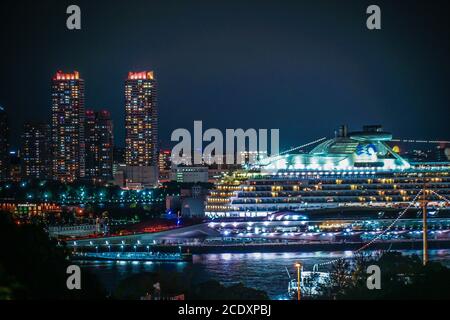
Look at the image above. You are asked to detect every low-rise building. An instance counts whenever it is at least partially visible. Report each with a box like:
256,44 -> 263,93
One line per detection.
112,164 -> 158,189
170,166 -> 208,183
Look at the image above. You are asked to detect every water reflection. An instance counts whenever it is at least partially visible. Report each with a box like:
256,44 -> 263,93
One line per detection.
81,249 -> 450,299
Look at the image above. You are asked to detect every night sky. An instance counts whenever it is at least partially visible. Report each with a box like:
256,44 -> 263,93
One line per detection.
1,0 -> 449,150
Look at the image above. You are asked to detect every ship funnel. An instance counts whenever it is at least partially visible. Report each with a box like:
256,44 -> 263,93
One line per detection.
338,125 -> 348,138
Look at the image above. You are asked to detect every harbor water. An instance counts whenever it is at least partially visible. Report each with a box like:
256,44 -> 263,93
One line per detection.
80,249 -> 450,299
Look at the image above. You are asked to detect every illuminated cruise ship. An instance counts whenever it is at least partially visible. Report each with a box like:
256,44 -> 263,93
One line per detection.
205,125 -> 450,218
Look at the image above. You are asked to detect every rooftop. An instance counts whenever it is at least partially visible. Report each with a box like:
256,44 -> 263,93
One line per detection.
53,71 -> 80,81
127,71 -> 154,80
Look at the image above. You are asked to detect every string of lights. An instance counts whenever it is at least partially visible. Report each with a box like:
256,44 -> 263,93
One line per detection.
278,137 -> 328,156
257,137 -> 328,166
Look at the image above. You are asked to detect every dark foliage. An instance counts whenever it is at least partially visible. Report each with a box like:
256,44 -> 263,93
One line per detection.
0,212 -> 105,299
315,251 -> 450,300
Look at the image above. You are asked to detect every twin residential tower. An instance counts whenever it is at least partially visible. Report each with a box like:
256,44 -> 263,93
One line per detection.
47,70 -> 158,184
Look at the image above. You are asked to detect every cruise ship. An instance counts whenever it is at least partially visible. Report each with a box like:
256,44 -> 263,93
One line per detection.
205,125 -> 450,219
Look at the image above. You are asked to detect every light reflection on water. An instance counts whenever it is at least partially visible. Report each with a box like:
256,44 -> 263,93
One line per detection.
80,249 -> 450,299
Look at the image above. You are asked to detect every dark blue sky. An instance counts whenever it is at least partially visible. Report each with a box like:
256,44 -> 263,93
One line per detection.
1,0 -> 449,150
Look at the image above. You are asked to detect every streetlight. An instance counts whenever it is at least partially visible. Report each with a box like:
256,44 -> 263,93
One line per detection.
295,262 -> 302,301
146,245 -> 150,253
421,184 -> 428,266
133,245 -> 137,253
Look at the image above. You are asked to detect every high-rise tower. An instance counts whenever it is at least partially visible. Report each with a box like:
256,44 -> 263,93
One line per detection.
125,71 -> 158,166
51,71 -> 85,182
85,110 -> 114,182
21,122 -> 51,179
123,71 -> 158,187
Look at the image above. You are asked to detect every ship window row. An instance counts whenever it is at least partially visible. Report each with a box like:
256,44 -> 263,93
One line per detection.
223,200 -> 450,211
233,187 -> 450,197
228,193 -> 450,204
242,176 -> 449,186
228,182 -> 450,192
231,191 -> 450,200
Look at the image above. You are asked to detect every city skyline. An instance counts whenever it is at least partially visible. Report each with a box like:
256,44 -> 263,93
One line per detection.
0,67 -> 448,185
2,0 -> 450,304
1,0 -> 450,151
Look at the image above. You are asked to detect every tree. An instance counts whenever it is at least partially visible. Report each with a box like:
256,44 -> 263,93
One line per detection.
326,259 -> 352,299
316,251 -> 450,300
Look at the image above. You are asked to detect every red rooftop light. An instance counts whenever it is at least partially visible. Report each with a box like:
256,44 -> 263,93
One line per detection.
53,70 -> 80,81
127,71 -> 154,80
